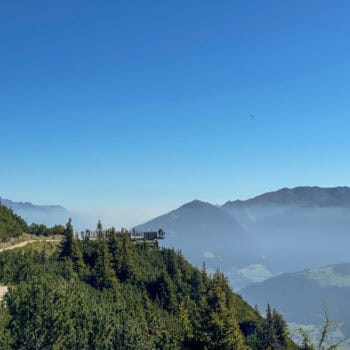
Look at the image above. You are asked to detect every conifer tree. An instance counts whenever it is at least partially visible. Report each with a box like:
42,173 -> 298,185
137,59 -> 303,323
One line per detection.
59,219 -> 84,275
108,227 -> 122,276
71,239 -> 85,276
0,304 -> 12,349
96,220 -> 103,239
206,270 -> 247,349
93,223 -> 120,291
265,304 -> 276,348
179,296 -> 194,342
272,309 -> 288,348
59,218 -> 74,259
118,232 -> 140,282
156,270 -> 177,312
255,304 -> 290,350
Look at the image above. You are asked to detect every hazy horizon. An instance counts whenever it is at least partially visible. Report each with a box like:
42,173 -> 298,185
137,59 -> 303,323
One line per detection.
2,184 -> 349,229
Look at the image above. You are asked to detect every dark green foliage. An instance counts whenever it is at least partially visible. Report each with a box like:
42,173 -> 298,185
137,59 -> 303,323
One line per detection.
0,218 -> 297,349
0,205 -> 28,241
204,270 -> 248,349
108,230 -> 140,283
273,309 -> 288,348
249,304 -> 296,350
0,304 -> 12,349
92,233 -> 119,291
59,218 -> 74,259
29,223 -> 65,236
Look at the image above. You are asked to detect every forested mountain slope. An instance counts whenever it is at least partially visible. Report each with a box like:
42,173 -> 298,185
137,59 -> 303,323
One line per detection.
0,205 -> 28,241
0,218 -> 298,349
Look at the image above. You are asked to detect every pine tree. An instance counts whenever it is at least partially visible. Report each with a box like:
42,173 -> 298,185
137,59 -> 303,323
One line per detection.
118,232 -> 140,282
272,309 -> 288,348
206,270 -> 247,349
255,304 -> 285,350
179,296 -> 194,343
190,269 -> 207,304
156,270 -> 177,312
108,227 -> 122,276
96,220 -> 103,239
0,303 -> 12,349
59,218 -> 74,259
263,304 -> 277,349
71,239 -> 85,276
189,269 -> 210,348
93,227 -> 120,292
59,219 -> 84,276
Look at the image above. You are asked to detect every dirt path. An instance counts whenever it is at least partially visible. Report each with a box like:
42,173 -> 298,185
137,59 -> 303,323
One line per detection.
0,239 -> 60,253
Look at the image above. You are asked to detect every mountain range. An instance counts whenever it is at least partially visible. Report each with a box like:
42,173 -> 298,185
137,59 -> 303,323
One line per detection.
224,186 -> 350,208
137,186 -> 350,286
137,199 -> 260,271
0,197 -> 69,227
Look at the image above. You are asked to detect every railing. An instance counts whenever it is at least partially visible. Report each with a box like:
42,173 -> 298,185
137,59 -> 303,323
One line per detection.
81,229 -> 165,241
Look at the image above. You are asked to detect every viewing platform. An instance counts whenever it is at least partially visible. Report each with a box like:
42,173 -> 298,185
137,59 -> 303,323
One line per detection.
81,228 -> 165,244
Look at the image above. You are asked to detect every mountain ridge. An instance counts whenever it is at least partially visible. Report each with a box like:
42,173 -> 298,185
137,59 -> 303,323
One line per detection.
241,262 -> 350,339
0,196 -> 68,226
223,186 -> 350,208
0,197 -> 67,212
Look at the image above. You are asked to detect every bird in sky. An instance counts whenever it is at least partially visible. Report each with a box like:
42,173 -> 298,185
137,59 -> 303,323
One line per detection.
250,114 -> 255,119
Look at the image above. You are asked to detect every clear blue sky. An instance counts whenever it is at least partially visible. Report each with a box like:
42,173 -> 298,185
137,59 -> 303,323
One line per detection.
1,1 -> 349,216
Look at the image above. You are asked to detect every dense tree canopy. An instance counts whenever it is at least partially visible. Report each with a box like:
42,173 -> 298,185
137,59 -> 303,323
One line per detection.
0,218 -> 300,349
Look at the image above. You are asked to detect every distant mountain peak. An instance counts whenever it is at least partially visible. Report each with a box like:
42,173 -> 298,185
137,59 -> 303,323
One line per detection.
179,199 -> 215,210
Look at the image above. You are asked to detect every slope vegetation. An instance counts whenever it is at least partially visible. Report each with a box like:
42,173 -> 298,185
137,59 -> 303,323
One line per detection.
0,219 -> 297,349
0,205 -> 28,241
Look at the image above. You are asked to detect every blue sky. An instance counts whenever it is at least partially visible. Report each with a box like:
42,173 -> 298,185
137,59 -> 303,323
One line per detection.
1,1 -> 350,220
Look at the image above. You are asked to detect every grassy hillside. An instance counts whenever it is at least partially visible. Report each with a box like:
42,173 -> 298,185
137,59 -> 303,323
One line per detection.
0,218 -> 298,349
